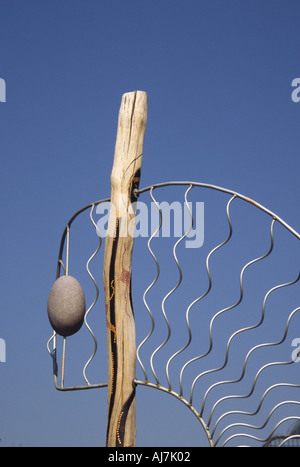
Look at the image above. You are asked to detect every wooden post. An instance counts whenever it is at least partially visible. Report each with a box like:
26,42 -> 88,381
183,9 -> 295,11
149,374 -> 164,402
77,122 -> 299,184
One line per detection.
103,91 -> 148,447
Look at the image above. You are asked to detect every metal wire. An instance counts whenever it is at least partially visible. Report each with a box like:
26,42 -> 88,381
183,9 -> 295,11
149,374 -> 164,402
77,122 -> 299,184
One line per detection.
194,220 -> 276,415
211,382 -> 300,441
180,195 -> 235,398
47,180 -> 300,446
136,188 -> 161,383
47,199 -> 110,391
278,435 -> 300,447
82,205 -> 101,386
149,185 -> 195,388
208,292 -> 300,429
133,181 -> 300,447
135,181 -> 300,241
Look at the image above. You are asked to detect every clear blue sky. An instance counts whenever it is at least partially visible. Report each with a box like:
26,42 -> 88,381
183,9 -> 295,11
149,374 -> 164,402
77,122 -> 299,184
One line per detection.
0,0 -> 300,447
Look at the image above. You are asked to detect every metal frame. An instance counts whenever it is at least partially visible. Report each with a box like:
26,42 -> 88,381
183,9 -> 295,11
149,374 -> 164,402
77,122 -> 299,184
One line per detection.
47,181 -> 300,446
47,199 -> 110,391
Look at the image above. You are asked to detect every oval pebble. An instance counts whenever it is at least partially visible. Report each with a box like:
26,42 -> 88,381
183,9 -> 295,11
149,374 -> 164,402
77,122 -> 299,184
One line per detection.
47,275 -> 85,337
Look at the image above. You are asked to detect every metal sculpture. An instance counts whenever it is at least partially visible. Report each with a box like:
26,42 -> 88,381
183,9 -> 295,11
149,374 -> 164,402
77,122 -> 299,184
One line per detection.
47,91 -> 300,447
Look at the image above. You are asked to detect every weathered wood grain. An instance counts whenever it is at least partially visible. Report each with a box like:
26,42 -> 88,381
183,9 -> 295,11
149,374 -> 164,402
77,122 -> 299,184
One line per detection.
103,91 -> 148,447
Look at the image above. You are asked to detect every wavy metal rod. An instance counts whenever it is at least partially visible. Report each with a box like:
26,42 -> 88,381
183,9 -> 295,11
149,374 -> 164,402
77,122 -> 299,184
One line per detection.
212,382 -> 300,443
278,435 -> 300,447
178,195 -> 235,396
136,187 -> 162,383
215,400 -> 300,447
83,205 -> 102,385
209,287 -> 300,432
213,360 -> 295,445
211,306 -> 300,444
165,185 -> 195,389
222,416 -> 300,447
198,219 -> 276,416
149,186 -> 194,388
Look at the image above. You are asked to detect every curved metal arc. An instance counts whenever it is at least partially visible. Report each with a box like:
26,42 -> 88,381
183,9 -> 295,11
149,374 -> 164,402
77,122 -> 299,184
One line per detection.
56,198 -> 110,279
134,378 -> 215,447
136,181 -> 300,241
